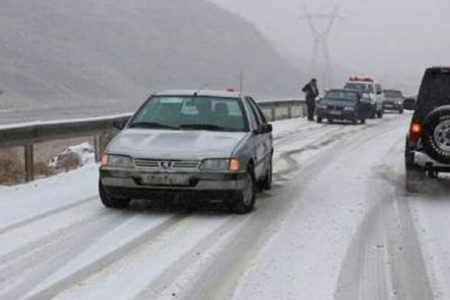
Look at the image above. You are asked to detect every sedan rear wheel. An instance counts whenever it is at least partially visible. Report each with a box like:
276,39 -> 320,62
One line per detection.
261,159 -> 272,191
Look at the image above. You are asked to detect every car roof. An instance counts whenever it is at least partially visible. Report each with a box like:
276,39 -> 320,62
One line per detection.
154,89 -> 242,98
426,66 -> 450,73
328,88 -> 359,93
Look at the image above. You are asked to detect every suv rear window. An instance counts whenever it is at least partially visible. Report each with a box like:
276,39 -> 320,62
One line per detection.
416,68 -> 450,119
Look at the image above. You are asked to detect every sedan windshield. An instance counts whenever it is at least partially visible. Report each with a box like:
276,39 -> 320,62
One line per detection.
129,96 -> 247,132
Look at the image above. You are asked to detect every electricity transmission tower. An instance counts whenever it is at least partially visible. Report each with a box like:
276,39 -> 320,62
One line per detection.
299,5 -> 343,89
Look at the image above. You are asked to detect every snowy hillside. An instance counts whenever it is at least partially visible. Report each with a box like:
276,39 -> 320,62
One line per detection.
0,0 -> 304,110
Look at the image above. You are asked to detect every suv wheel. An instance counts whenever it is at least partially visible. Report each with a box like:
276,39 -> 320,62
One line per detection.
317,116 -> 322,123
99,181 -> 131,209
422,107 -> 450,164
405,141 -> 425,192
405,164 -> 425,192
232,168 -> 256,214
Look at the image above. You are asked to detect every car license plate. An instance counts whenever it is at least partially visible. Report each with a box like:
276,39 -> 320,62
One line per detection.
329,110 -> 342,115
141,174 -> 190,186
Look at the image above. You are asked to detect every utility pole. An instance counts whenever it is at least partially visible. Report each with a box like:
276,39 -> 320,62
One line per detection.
299,5 -> 343,89
239,70 -> 244,93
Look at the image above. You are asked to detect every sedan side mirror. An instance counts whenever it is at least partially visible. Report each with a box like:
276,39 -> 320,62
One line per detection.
403,98 -> 416,110
254,123 -> 273,135
113,119 -> 127,130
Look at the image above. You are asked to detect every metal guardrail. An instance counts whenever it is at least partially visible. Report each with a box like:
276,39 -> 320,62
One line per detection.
258,99 -> 306,121
0,99 -> 305,182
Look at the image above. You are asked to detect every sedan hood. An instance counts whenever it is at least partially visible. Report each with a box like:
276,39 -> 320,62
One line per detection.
107,129 -> 248,159
321,100 -> 356,108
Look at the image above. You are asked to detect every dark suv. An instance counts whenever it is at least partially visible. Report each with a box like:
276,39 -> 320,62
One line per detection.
316,89 -> 370,124
405,67 -> 450,187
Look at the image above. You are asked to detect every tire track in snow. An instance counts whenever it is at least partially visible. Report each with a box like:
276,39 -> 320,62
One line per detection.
24,214 -> 188,300
177,125 -> 374,300
0,205 -> 112,267
134,215 -> 245,299
0,196 -> 97,236
335,134 -> 433,300
274,126 -> 366,182
0,212 -> 129,300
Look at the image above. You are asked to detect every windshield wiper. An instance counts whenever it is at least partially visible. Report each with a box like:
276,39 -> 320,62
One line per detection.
129,122 -> 179,130
179,124 -> 233,131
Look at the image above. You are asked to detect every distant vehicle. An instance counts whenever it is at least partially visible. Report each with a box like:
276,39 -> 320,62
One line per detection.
99,90 -> 273,214
316,89 -> 371,124
344,76 -> 384,118
383,89 -> 404,114
405,66 -> 450,189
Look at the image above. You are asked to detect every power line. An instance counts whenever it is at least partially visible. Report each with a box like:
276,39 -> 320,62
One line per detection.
299,5 -> 343,89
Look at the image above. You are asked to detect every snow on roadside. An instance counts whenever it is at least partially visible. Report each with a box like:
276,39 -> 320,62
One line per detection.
49,142 -> 95,168
0,163 -> 99,229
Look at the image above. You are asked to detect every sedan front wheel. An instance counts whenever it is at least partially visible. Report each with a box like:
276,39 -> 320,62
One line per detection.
232,168 -> 256,214
99,181 -> 131,209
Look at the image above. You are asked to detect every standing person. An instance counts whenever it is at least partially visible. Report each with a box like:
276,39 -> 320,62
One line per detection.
302,78 -> 319,121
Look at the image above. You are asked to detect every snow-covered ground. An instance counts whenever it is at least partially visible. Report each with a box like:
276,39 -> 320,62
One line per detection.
1,113 -> 448,300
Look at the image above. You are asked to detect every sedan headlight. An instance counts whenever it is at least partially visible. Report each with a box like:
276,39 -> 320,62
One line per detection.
344,107 -> 355,111
200,158 -> 240,172
317,104 -> 327,109
101,154 -> 133,168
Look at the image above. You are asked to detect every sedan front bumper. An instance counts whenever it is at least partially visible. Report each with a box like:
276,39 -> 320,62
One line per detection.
99,167 -> 248,201
317,109 -> 357,120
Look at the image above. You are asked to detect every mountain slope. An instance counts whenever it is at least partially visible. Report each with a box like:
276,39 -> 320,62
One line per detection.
0,0 -> 304,110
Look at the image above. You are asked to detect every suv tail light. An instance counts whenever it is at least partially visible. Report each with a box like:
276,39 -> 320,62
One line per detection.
410,122 -> 422,142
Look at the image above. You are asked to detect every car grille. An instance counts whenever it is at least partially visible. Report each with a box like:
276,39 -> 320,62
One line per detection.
173,161 -> 201,169
133,158 -> 200,170
327,105 -> 344,110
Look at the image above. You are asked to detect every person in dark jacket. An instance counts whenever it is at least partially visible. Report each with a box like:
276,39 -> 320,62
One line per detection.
302,78 -> 319,121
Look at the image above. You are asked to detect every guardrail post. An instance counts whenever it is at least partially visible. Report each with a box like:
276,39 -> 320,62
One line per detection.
94,132 -> 114,162
94,135 -> 102,162
271,107 -> 276,121
288,105 -> 293,119
24,144 -> 34,182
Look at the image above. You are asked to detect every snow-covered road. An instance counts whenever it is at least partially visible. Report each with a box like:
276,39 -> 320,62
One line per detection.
1,113 -> 448,300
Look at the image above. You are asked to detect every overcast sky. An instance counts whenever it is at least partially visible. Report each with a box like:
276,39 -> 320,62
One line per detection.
209,0 -> 449,93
